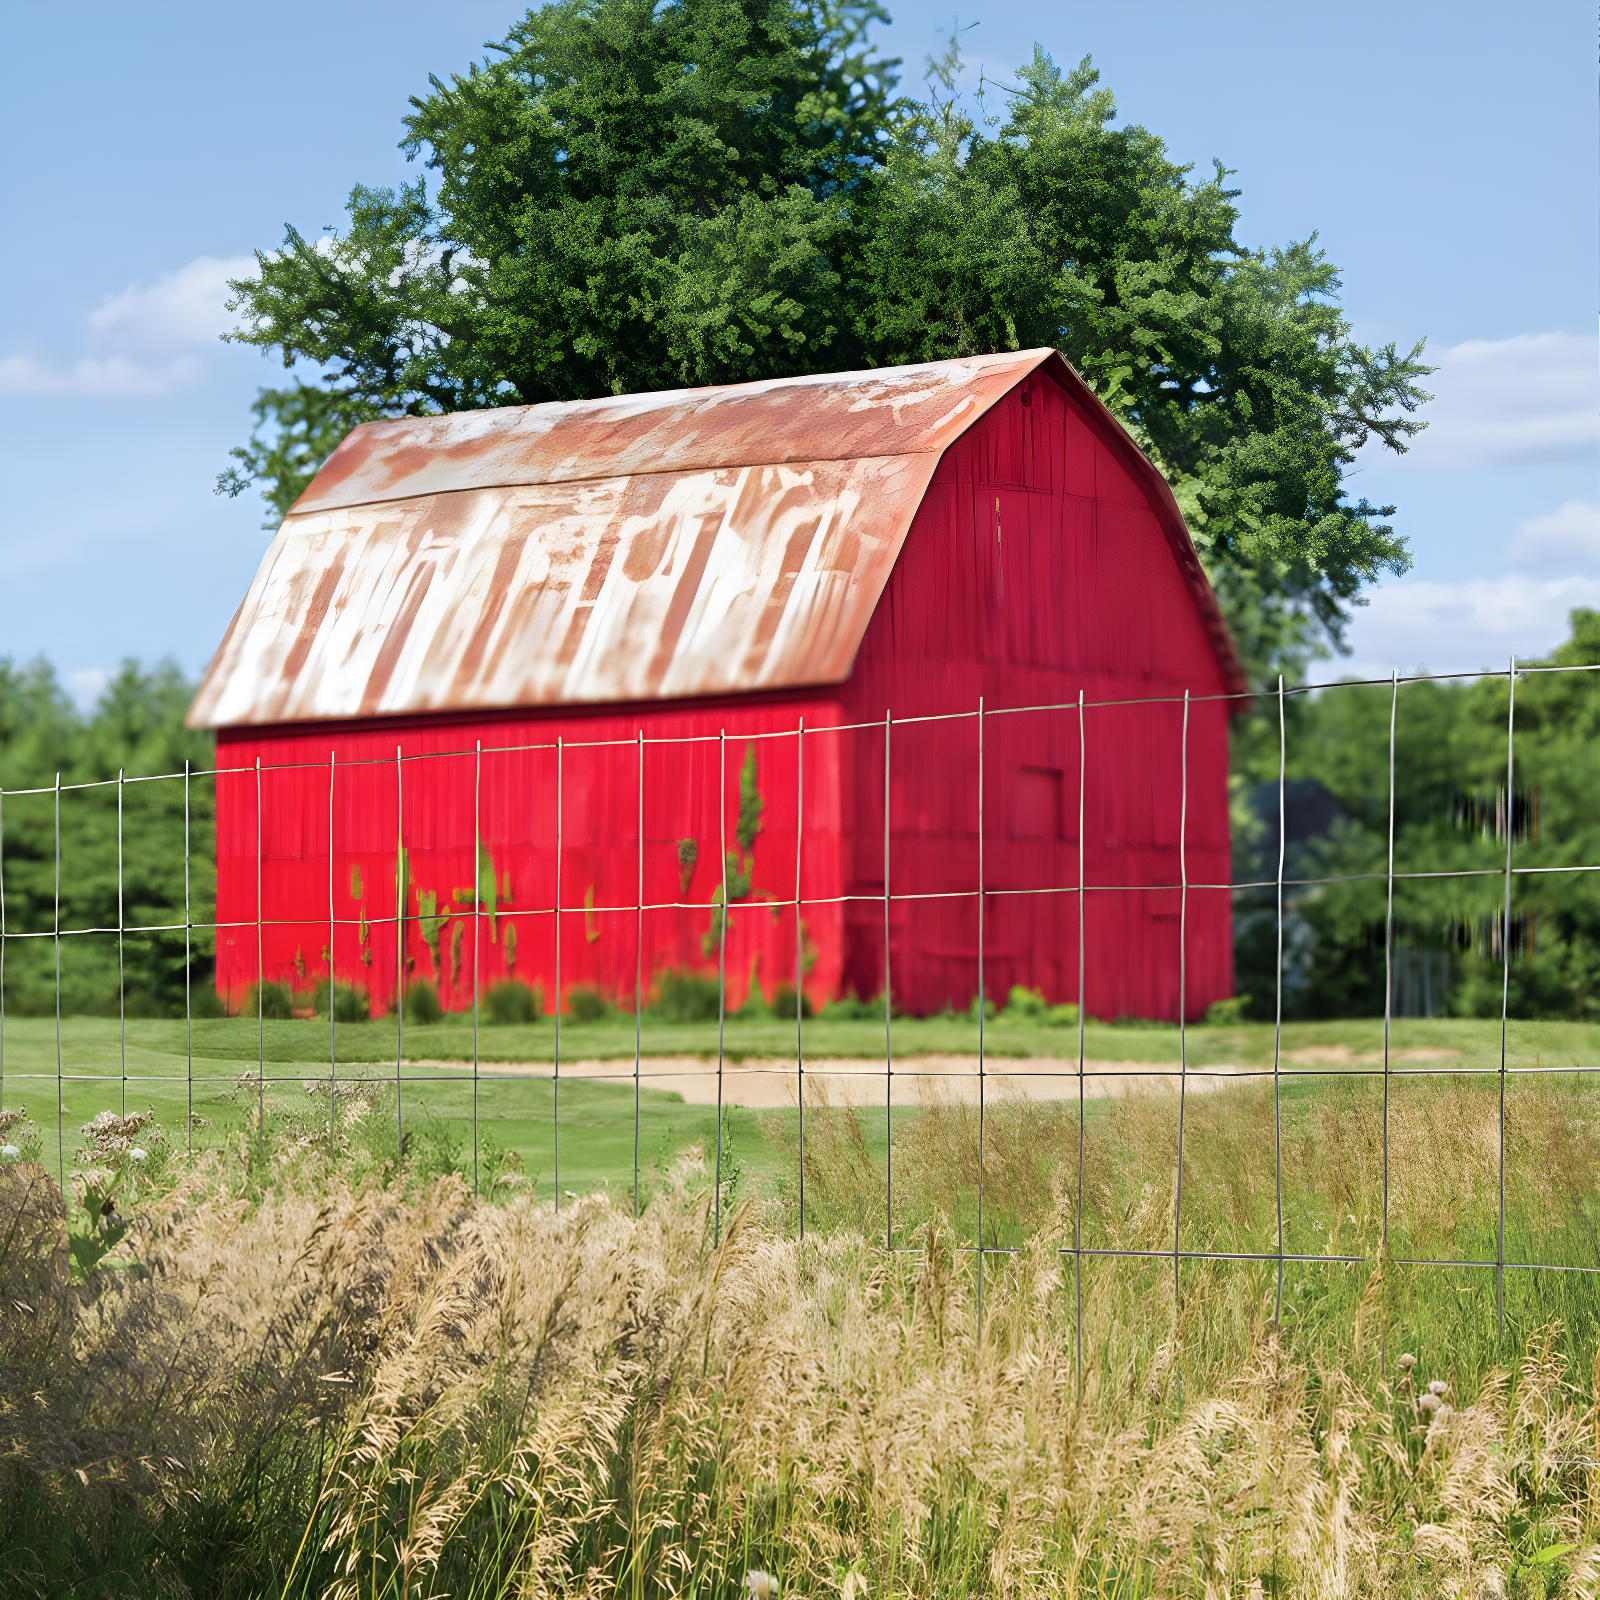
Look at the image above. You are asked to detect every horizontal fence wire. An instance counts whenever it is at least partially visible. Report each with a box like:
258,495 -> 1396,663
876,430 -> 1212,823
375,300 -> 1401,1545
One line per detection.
5,658 -> 1599,1355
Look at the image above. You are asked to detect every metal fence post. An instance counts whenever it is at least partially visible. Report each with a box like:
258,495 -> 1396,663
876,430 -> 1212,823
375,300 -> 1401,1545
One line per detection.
184,760 -> 191,1153
117,767 -> 125,1114
395,744 -> 404,1154
635,730 -> 644,1218
1498,658 -> 1516,1339
883,708 -> 893,1252
976,697 -> 985,1317
796,717 -> 806,1241
328,751 -> 337,1149
1173,692 -> 1190,1307
256,757 -> 264,1146
554,736 -> 563,1212
474,740 -> 482,1196
54,772 -> 63,1190
1382,673 -> 1397,1259
1074,688 -> 1086,1393
715,729 -> 727,1245
1272,677 -> 1286,1325
1,775 -> 7,1112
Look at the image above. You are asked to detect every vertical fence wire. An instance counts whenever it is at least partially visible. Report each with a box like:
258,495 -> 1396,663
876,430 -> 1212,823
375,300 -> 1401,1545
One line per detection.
796,717 -> 806,1241
183,761 -> 191,1153
715,729 -> 728,1245
976,696 -> 985,1315
255,758 -> 264,1144
1,777 -> 7,1112
1272,677 -> 1287,1324
117,768 -> 125,1114
473,741 -> 481,1196
1074,688 -> 1086,1393
1498,658 -> 1516,1338
883,708 -> 893,1252
635,730 -> 644,1219
328,752 -> 336,1148
554,737 -> 563,1212
1172,692 -> 1190,1306
394,745 -> 404,1153
54,772 -> 63,1189
1382,673 -> 1397,1257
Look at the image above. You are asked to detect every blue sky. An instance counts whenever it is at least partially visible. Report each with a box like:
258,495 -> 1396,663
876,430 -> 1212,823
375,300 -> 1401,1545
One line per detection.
0,0 -> 1594,703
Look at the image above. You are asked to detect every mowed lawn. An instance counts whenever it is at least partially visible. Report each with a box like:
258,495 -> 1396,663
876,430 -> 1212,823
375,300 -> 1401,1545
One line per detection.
5,1011 -> 1600,1203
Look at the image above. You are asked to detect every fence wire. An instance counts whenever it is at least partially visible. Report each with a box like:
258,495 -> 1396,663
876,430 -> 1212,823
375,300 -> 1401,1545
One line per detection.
4,659 -> 1599,1363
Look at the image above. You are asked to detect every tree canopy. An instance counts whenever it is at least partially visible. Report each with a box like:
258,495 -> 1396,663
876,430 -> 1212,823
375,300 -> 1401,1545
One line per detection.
220,0 -> 1432,680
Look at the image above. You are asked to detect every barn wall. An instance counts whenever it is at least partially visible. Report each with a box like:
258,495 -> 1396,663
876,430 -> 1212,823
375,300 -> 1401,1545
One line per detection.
836,371 -> 1234,1021
214,696 -> 846,1018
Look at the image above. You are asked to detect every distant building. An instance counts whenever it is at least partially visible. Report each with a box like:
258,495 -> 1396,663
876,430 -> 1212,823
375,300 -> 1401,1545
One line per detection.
189,351 -> 1246,1019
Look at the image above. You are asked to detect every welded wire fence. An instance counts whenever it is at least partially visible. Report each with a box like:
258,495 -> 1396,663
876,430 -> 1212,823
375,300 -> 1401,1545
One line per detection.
3,658 -> 1599,1352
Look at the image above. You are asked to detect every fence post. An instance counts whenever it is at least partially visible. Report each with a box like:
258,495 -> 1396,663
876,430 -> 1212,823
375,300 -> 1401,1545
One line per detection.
715,729 -> 727,1245
884,708 -> 893,1252
1498,658 -> 1516,1340
328,751 -> 337,1149
635,730 -> 644,1219
1074,688 -> 1086,1394
1,774 -> 7,1112
256,757 -> 264,1147
554,736 -> 563,1212
184,760 -> 191,1154
118,767 -> 125,1114
1173,692 -> 1190,1308
474,740 -> 482,1197
1272,678 -> 1286,1326
395,745 -> 404,1154
54,772 -> 63,1191
1382,673 -> 1397,1262
796,718 -> 806,1241
976,697 -> 985,1317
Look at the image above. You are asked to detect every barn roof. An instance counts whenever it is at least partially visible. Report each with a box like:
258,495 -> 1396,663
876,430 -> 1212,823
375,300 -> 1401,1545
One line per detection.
189,350 -> 1244,729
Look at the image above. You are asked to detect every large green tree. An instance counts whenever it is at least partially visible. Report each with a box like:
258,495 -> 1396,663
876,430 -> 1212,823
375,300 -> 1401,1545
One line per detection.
220,0 -> 1431,680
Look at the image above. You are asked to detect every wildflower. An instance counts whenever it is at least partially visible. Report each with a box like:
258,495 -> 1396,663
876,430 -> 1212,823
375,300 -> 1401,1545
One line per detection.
1418,1393 -> 1442,1415
745,1572 -> 777,1600
129,1147 -> 148,1164
0,1143 -> 19,1162
1397,1353 -> 1417,1371
1427,1379 -> 1447,1396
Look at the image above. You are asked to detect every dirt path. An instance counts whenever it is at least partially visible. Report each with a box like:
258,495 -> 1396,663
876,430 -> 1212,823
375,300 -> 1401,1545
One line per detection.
412,1055 -> 1283,1106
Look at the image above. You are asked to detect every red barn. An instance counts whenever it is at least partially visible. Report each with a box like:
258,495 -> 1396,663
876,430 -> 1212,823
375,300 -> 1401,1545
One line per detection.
189,350 -> 1245,1022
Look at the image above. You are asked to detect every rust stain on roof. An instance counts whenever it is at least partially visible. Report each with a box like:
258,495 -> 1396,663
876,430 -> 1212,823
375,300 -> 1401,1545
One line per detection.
189,349 -> 1245,728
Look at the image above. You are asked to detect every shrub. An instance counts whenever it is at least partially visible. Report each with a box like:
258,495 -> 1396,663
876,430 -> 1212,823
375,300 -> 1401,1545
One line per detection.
769,982 -> 815,1020
652,969 -> 721,1023
242,980 -> 293,1020
1003,984 -> 1049,1019
487,980 -> 541,1025
1204,996 -> 1247,1025
1045,1002 -> 1079,1028
313,980 -> 370,1023
564,986 -> 609,1023
402,982 -> 443,1025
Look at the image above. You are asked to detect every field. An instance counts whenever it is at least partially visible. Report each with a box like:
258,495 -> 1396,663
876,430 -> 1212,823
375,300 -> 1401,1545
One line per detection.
6,1015 -> 1600,1596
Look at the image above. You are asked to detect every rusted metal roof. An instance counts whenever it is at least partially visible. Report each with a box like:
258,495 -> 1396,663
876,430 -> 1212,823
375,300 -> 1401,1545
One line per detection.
189,350 -> 1244,728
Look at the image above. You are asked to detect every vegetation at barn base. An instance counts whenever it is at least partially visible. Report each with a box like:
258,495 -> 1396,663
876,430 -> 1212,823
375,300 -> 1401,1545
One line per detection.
220,0 -> 1433,683
5,1075 -> 1600,1599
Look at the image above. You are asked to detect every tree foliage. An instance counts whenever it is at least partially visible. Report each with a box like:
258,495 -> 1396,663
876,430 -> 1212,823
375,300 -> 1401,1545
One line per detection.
1233,611 -> 1600,1023
221,0 -> 1432,680
0,661 -> 215,1017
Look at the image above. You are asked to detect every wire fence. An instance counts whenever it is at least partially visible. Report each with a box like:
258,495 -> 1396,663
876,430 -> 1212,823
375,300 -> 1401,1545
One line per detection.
3,657 -> 1599,1351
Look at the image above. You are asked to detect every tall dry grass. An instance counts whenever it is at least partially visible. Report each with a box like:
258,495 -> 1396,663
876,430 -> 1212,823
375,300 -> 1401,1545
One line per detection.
6,1111 -> 1600,1598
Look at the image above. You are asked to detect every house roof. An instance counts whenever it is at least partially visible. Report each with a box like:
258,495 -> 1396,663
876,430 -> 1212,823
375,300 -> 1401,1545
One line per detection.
188,350 -> 1245,729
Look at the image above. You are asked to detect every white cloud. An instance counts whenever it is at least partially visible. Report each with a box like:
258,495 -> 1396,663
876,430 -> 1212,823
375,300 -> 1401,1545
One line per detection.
0,254 -> 256,399
1395,332 -> 1599,470
1332,573 -> 1600,683
1509,499 -> 1600,567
